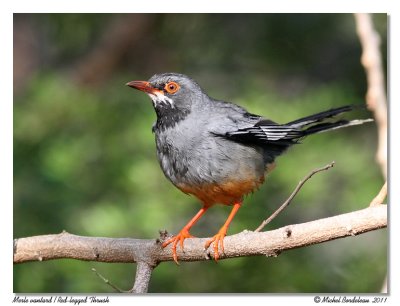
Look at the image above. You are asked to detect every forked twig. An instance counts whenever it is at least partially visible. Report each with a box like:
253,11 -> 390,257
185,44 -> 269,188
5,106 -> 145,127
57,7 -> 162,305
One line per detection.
255,161 -> 335,232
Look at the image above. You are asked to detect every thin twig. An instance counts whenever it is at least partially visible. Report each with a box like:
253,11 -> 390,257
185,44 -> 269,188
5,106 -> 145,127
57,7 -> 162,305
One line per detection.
91,268 -> 127,293
255,161 -> 335,232
369,182 -> 387,207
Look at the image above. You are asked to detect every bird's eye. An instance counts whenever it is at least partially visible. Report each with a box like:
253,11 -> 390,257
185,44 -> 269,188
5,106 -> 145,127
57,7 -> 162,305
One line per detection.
164,82 -> 180,94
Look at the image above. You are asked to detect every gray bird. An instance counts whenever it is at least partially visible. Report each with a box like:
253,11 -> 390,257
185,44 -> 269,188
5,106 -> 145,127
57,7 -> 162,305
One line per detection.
126,72 -> 372,263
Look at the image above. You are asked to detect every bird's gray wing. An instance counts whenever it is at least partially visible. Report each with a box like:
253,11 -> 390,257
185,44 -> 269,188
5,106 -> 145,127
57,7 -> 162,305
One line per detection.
209,106 -> 302,147
222,123 -> 303,146
211,104 -> 363,147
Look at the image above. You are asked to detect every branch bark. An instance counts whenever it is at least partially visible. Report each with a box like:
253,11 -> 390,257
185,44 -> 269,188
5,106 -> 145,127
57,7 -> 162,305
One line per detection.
14,205 -> 386,265
370,182 -> 387,207
131,262 -> 154,293
354,13 -> 387,179
354,13 -> 388,293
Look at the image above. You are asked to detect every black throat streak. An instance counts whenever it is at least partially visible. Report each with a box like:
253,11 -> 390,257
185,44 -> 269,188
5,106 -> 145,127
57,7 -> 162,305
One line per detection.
154,103 -> 190,132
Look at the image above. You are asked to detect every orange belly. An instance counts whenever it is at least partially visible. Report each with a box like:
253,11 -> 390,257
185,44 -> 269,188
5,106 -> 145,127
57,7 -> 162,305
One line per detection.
177,175 -> 265,206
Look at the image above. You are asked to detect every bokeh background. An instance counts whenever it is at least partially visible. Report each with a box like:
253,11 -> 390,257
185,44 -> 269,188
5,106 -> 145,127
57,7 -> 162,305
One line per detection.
13,13 -> 387,293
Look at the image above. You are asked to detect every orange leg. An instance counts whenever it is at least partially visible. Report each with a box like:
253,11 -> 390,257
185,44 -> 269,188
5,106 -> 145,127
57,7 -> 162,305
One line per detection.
205,202 -> 242,261
162,206 -> 209,264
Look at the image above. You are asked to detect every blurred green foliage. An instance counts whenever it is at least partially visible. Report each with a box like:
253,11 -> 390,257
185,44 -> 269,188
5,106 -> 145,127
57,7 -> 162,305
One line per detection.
13,13 -> 387,293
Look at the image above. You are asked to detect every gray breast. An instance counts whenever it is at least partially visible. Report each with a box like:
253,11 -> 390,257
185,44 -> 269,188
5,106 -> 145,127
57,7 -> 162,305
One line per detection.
154,112 -> 266,189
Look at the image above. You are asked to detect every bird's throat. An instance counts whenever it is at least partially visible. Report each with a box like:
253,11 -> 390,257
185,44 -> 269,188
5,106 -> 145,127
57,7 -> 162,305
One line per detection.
154,103 -> 190,132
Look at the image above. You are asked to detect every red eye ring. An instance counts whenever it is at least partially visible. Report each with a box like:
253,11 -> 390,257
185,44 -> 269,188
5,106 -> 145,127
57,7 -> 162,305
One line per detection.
164,81 -> 180,94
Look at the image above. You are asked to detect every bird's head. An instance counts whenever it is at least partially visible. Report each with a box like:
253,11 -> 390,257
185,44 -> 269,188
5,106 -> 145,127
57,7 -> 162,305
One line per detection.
126,73 -> 206,116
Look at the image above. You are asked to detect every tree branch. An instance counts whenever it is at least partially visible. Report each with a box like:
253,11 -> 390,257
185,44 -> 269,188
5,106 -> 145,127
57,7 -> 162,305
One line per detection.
354,14 -> 388,293
13,205 -> 386,265
354,13 -> 387,179
370,182 -> 387,207
131,262 -> 154,293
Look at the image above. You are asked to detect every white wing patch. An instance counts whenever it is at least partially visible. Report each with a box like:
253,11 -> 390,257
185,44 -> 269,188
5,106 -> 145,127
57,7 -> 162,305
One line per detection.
255,125 -> 302,140
226,125 -> 302,141
266,127 -> 301,140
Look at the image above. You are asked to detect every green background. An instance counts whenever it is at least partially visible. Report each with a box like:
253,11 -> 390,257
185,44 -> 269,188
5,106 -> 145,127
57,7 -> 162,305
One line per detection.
13,13 -> 387,293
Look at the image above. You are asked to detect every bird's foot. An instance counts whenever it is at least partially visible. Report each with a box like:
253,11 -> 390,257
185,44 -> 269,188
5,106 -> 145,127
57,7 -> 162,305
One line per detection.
204,225 -> 228,262
162,228 -> 195,264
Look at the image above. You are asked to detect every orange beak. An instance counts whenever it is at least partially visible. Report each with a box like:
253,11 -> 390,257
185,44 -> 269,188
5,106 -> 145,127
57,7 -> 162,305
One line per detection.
126,81 -> 161,94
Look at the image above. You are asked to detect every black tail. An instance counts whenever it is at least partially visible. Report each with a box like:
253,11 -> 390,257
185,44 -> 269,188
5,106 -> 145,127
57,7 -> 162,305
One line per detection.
222,105 -> 372,151
285,105 -> 373,136
221,104 -> 372,164
287,105 -> 355,127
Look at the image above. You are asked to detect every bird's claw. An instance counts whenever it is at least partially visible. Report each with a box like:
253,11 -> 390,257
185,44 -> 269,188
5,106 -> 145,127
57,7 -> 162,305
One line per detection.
204,226 -> 228,262
162,228 -> 195,264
